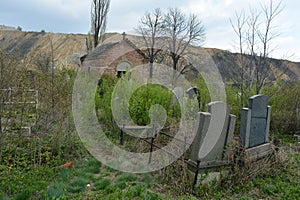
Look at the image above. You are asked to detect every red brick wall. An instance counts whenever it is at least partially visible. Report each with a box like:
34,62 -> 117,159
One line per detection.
82,40 -> 148,76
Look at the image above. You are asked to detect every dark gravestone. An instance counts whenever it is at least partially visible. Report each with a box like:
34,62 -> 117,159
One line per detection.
186,87 -> 198,99
240,95 -> 271,148
186,87 -> 201,108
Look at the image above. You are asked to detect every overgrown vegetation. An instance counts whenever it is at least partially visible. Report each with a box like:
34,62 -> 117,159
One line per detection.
227,80 -> 300,134
0,49 -> 299,199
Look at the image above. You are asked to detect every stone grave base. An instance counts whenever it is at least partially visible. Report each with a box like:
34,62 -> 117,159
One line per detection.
245,142 -> 272,162
187,159 -> 230,172
186,168 -> 229,187
186,159 -> 230,186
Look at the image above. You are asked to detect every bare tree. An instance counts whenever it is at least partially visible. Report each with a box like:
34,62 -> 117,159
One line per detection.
230,10 -> 247,106
163,8 -> 205,72
86,32 -> 94,53
255,0 -> 283,94
230,0 -> 283,96
91,0 -> 110,48
136,8 -> 164,78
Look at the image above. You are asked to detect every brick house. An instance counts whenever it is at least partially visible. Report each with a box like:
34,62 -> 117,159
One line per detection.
80,33 -> 148,77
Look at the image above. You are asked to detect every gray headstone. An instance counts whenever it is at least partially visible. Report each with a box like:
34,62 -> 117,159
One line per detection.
249,95 -> 269,118
240,94 -> 271,148
190,101 -> 236,165
172,87 -> 184,108
190,112 -> 211,162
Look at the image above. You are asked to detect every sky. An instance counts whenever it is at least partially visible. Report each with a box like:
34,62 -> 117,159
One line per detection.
0,0 -> 299,62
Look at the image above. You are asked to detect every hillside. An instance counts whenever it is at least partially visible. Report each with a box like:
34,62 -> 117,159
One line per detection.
0,28 -> 88,69
205,48 -> 300,81
0,28 -> 299,81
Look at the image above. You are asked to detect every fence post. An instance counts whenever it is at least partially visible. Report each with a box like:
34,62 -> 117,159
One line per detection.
148,136 -> 155,164
296,108 -> 300,134
193,160 -> 201,188
120,124 -> 124,145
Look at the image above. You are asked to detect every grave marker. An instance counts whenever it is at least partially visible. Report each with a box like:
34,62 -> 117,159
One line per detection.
189,101 -> 236,168
240,94 -> 271,148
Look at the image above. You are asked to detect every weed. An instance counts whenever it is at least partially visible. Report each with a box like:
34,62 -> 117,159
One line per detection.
46,182 -> 67,199
117,173 -> 138,183
124,184 -> 146,199
92,178 -> 111,191
67,177 -> 89,193
14,189 -> 32,200
82,158 -> 101,174
114,180 -> 126,189
143,190 -> 165,200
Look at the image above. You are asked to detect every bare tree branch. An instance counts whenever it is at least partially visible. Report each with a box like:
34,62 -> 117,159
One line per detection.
163,8 -> 205,72
91,0 -> 110,48
231,0 -> 283,96
136,8 -> 164,78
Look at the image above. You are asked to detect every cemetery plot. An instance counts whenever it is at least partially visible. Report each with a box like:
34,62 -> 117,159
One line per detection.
240,95 -> 273,162
117,101 -> 237,186
188,101 -> 236,186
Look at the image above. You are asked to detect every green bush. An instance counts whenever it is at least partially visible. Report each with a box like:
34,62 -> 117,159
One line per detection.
95,74 -> 182,130
263,80 -> 300,134
129,84 -> 180,125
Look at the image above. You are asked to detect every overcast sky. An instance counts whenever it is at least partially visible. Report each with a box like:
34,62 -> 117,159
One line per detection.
0,0 -> 299,61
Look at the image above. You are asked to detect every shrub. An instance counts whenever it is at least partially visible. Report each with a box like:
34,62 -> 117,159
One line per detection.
263,80 -> 300,134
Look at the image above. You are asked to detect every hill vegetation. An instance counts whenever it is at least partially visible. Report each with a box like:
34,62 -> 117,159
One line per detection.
0,28 -> 299,81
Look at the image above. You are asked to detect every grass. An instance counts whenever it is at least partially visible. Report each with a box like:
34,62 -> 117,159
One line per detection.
0,165 -> 57,199
42,157 -> 164,199
92,178 -> 111,191
190,147 -> 300,199
0,137 -> 299,199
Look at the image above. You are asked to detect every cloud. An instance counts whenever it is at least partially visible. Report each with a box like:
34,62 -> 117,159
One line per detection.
0,0 -> 299,61
0,0 -> 90,33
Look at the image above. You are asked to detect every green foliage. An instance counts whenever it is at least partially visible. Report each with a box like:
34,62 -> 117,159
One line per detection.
46,182 -> 67,199
114,180 -> 126,189
68,177 -> 90,193
0,165 -> 57,199
197,74 -> 211,111
125,184 -> 146,198
225,80 -> 300,135
95,74 -> 182,129
116,173 -> 138,183
129,84 -> 180,125
92,178 -> 111,191
263,80 -> 300,134
82,158 -> 101,174
95,74 -> 119,131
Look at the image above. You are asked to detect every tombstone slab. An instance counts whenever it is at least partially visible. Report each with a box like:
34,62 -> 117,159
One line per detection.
189,101 -> 236,167
240,94 -> 271,148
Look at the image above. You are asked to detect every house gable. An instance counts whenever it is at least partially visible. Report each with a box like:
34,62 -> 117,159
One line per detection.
81,36 -> 148,76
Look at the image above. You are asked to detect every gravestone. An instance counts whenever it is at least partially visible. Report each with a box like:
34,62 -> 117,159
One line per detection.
186,86 -> 198,99
240,95 -> 271,148
189,101 -> 236,168
172,87 -> 184,106
186,86 -> 201,108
